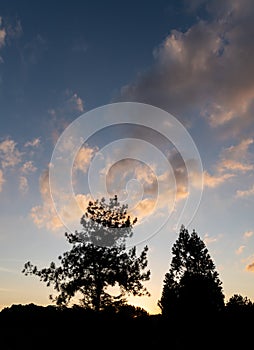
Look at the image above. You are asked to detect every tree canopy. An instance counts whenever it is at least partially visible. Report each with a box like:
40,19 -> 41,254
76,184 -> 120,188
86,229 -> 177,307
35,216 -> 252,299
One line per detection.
23,196 -> 150,311
158,225 -> 224,318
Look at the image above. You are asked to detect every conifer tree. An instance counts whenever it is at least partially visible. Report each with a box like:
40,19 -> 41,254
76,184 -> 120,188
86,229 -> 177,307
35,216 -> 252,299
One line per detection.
158,225 -> 224,318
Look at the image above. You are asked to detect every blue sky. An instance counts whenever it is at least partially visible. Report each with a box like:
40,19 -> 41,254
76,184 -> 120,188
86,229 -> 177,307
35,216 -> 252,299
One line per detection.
0,0 -> 254,314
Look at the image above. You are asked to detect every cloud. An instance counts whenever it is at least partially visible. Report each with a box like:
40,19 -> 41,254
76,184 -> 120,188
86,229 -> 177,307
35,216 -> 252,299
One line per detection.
203,171 -> 234,188
0,139 -> 22,168
0,17 -> 6,49
0,16 -> 22,63
246,262 -> 254,272
19,161 -> 37,194
68,93 -> 84,113
236,245 -> 246,255
103,154 -> 192,222
236,185 -> 254,198
48,90 -> 85,145
30,168 -> 63,230
0,169 -> 5,192
204,138 -> 253,188
0,137 -> 40,192
24,138 -> 40,148
19,176 -> 28,194
117,0 -> 254,138
217,139 -> 253,173
30,168 -> 92,231
74,145 -> 97,173
20,161 -> 37,174
204,233 -> 220,245
244,230 -> 254,239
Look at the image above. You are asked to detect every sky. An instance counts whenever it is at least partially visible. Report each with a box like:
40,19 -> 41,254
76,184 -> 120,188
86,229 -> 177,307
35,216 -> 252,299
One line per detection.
0,0 -> 254,314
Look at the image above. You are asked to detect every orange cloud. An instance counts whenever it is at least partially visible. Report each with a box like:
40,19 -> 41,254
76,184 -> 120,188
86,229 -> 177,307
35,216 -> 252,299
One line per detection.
74,145 -> 97,173
236,185 -> 254,198
30,167 -> 92,231
203,171 -> 234,188
246,262 -> 254,272
30,168 -> 62,230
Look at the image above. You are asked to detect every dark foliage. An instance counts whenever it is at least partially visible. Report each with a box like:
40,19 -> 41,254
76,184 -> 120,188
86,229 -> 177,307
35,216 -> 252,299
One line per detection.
22,196 -> 150,311
158,225 -> 224,318
1,302 -> 254,349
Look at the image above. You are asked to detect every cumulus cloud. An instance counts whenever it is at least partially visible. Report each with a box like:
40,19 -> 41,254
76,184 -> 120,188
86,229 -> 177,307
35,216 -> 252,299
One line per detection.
103,153 -> 193,223
30,168 -> 92,231
0,169 -> 5,192
0,139 -> 22,168
117,0 -> 254,138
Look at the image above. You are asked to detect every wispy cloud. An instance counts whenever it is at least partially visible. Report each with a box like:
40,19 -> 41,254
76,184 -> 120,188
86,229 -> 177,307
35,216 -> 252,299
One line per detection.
236,245 -> 246,255
0,137 -> 40,194
242,254 -> 254,272
74,145 -> 97,173
236,185 -> 254,198
30,168 -> 63,230
48,90 -> 85,145
0,169 -> 5,192
246,262 -> 254,272
204,233 -> 220,245
203,171 -> 234,188
24,138 -> 40,148
20,161 -> 37,174
19,175 -> 28,194
203,138 -> 253,188
217,139 -> 253,173
244,230 -> 254,239
0,139 -> 22,169
0,17 -> 6,49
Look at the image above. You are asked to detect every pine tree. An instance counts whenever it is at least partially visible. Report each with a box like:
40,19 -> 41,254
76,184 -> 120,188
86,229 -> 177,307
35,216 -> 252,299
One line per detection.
158,225 -> 224,318
23,196 -> 150,311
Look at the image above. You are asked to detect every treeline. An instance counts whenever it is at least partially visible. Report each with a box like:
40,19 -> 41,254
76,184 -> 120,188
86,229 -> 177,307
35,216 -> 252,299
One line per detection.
0,299 -> 254,348
1,197 -> 253,348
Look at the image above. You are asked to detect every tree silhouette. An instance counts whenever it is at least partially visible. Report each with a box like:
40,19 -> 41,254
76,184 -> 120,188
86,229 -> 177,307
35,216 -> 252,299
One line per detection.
226,294 -> 253,311
158,225 -> 224,318
23,196 -> 150,311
